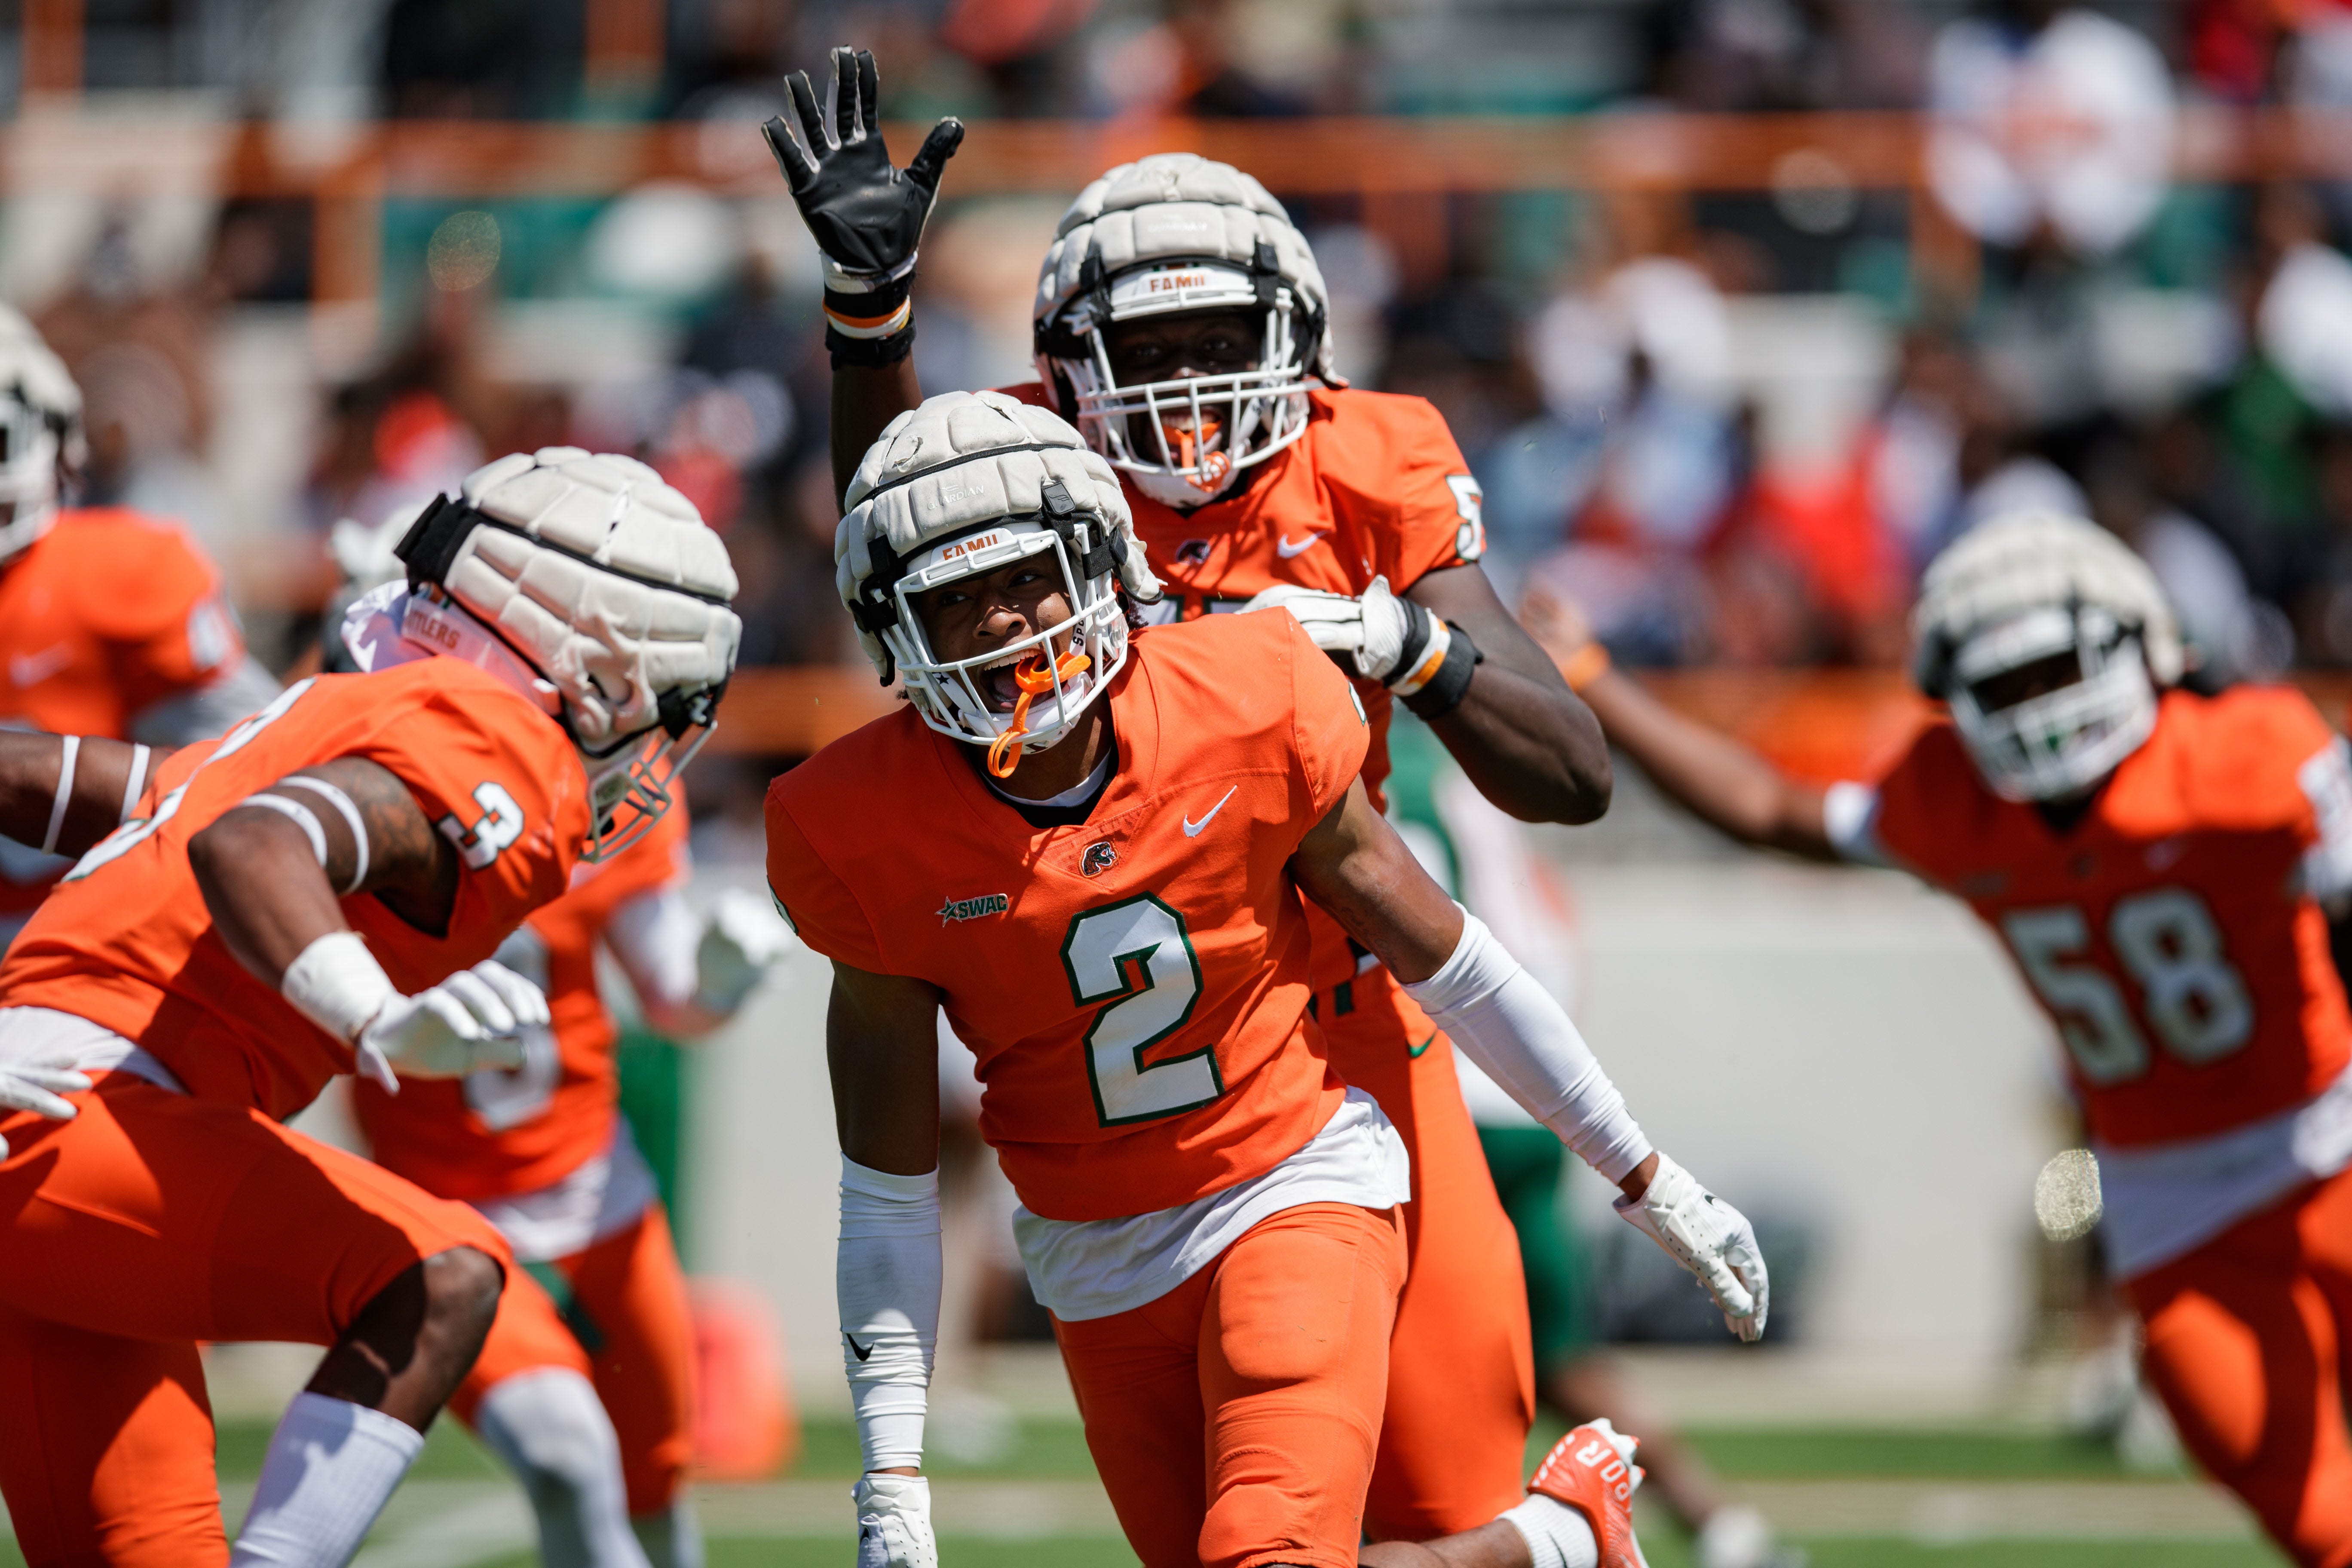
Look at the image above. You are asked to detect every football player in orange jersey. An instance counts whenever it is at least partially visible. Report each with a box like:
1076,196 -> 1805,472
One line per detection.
0,309 -> 282,940
771,49 -> 1622,1542
1533,508 -> 2352,1568
768,391 -> 1767,1568
0,447 -> 739,1567
326,514 -> 790,1568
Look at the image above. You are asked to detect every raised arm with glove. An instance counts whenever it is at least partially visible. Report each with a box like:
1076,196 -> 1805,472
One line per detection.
763,46 -> 962,373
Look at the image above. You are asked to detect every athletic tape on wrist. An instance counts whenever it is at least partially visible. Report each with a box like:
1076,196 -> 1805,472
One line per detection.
40,735 -> 78,855
1402,623 -> 1481,720
118,744 -> 150,823
1388,617 -> 1452,697
277,775 -> 370,895
827,319 -> 917,369
281,931 -> 400,1090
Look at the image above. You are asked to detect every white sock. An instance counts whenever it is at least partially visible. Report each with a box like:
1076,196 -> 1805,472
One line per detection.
473,1369 -> 652,1568
631,1500 -> 705,1568
1501,1493 -> 1601,1568
230,1391 -> 425,1566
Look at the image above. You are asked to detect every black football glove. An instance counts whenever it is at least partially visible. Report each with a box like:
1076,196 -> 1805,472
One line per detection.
762,47 -> 963,291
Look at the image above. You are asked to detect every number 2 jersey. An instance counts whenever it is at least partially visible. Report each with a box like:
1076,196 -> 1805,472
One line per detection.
1837,685 -> 2352,1150
351,804 -> 689,1204
0,659 -> 590,1120
765,609 -> 1368,1223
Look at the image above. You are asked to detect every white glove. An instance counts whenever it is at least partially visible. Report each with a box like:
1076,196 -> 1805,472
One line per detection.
694,887 -> 797,1014
1614,1153 -> 1770,1343
362,960 -> 549,1082
1244,574 -> 1438,688
0,1055 -> 90,1159
852,1473 -> 937,1568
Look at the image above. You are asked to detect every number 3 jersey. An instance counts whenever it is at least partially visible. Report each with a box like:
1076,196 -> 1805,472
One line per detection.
765,609 -> 1369,1224
1833,686 -> 2352,1155
350,803 -> 689,1205
0,660 -> 590,1120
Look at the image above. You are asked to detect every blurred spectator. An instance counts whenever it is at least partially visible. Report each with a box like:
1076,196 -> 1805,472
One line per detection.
1645,0 -> 1927,112
2085,429 -> 2291,682
2294,422 -> 2352,665
1926,2 -> 2175,259
382,0 -> 587,118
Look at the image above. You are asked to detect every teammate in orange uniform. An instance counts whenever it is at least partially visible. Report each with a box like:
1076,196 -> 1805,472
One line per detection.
0,447 -> 739,1567
324,509 -> 790,1568
767,392 -> 1766,1568
770,51 -> 1620,1541
354,766 -> 790,1568
0,312 -> 281,939
1535,508 -> 2352,1568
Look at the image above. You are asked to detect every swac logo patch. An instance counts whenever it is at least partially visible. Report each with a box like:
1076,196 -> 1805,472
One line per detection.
1081,841 -> 1118,877
938,892 -> 1010,925
1175,539 -> 1211,566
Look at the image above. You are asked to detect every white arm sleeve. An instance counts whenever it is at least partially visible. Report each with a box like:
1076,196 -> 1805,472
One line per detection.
838,1156 -> 941,1473
605,885 -> 701,1012
1403,910 -> 1654,1183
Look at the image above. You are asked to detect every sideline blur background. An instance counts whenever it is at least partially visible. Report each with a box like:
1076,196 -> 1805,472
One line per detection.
3,0 -> 2340,1561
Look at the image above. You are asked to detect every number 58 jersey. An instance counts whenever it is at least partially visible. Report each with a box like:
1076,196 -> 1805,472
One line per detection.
1842,686 -> 2352,1148
764,610 -> 1369,1224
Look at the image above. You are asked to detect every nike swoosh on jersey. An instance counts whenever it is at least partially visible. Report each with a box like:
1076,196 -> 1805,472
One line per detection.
1275,534 -> 1320,558
8,644 -> 72,688
846,1334 -> 875,1362
1183,786 -> 1238,838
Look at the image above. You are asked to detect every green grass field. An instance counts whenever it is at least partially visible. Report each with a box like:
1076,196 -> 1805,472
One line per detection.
1,1413 -> 2279,1565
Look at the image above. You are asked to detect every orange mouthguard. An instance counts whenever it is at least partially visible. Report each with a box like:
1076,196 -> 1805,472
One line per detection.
987,648 -> 1093,778
1166,419 -> 1233,493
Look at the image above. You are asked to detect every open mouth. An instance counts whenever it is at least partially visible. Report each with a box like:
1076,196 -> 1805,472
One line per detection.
979,652 -> 1033,715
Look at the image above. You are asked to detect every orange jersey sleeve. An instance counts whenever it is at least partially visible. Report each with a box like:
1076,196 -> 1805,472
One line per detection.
0,661 -> 591,1120
767,612 -> 1352,1222
354,805 -> 689,1200
1869,689 -> 2352,1146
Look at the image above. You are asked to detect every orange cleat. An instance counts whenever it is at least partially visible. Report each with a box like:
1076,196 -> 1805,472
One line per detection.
1527,1419 -> 1648,1568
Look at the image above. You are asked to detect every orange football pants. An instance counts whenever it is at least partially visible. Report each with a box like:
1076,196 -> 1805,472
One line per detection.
1319,969 -> 1537,1538
0,1070 -> 578,1568
1053,1201 -> 1408,1568
452,1201 -> 697,1515
2128,1166 -> 2352,1568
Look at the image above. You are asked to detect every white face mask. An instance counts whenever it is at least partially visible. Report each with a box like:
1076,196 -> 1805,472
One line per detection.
1948,608 -> 2159,802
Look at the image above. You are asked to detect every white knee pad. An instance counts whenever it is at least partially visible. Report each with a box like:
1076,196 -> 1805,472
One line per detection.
474,1369 -> 652,1568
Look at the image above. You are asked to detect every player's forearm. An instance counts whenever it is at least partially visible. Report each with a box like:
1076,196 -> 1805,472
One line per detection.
1580,668 -> 1836,860
830,359 -> 926,506
838,1156 -> 941,1475
1403,911 -> 1657,1198
1406,569 -> 1611,823
1431,656 -> 1613,824
191,813 -> 353,986
0,734 -> 161,859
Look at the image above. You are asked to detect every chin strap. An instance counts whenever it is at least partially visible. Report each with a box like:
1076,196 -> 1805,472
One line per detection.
986,649 -> 1091,779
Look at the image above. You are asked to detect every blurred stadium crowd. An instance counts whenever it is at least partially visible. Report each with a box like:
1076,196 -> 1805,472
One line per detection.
23,0 -> 2352,697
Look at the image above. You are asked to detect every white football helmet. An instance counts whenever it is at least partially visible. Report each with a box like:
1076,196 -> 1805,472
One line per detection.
0,308 -> 83,564
1034,153 -> 1333,510
838,390 -> 1161,771
395,448 -> 741,859
1911,510 -> 2184,802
